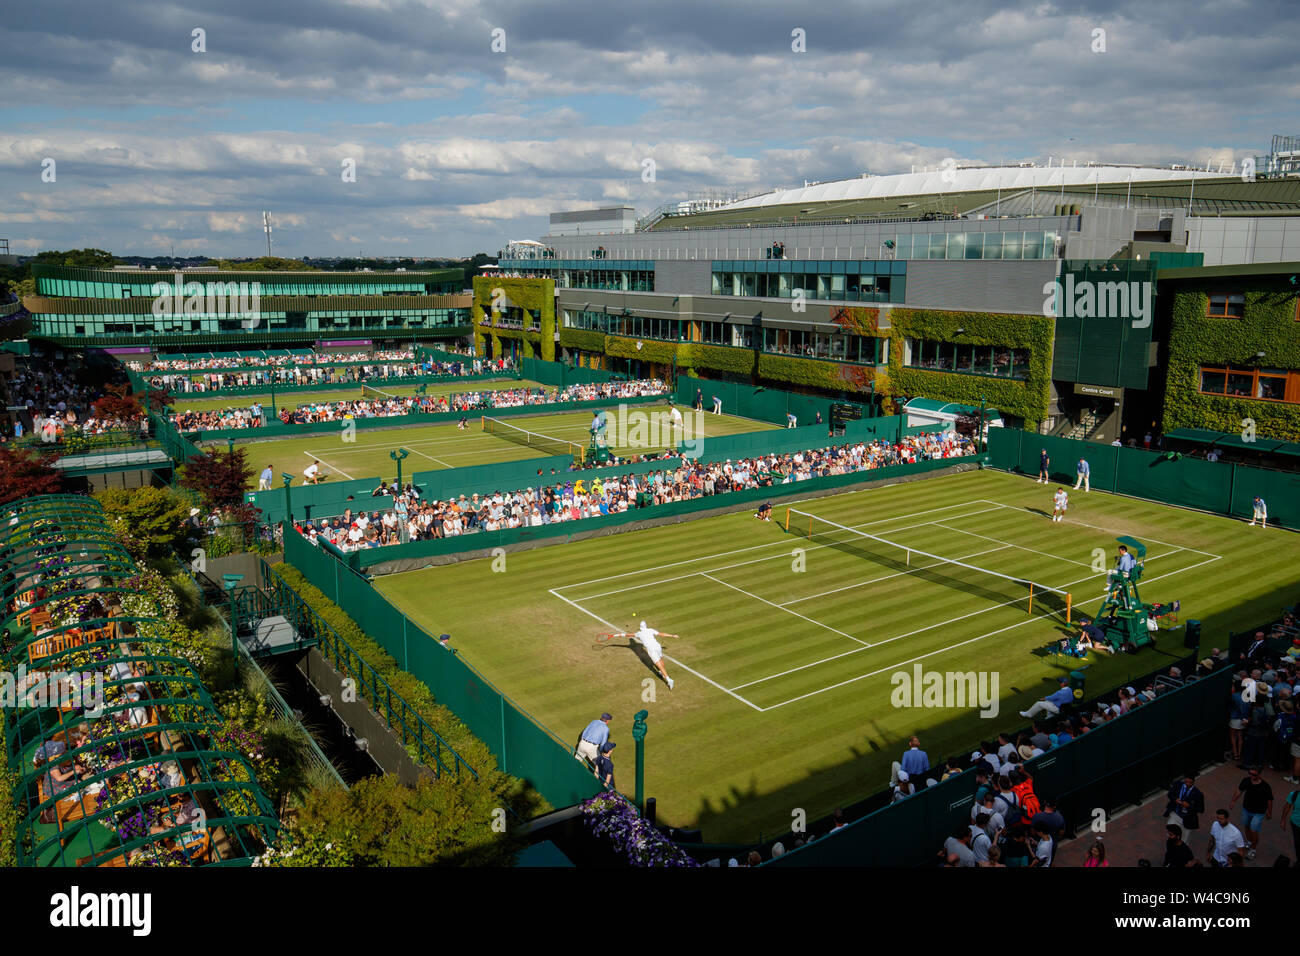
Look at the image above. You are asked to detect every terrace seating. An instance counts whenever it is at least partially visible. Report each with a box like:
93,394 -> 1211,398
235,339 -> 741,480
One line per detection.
27,626 -> 107,665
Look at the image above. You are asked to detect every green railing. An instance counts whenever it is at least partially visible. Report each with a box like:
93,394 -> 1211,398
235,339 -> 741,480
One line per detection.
152,369 -> 521,398
258,560 -> 477,780
178,391 -> 667,444
12,428 -> 156,455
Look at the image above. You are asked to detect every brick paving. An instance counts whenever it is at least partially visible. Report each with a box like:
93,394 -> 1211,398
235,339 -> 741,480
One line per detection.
1052,760 -> 1299,868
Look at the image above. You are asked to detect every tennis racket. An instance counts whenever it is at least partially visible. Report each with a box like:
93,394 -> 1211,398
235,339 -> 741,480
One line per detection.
593,632 -> 623,649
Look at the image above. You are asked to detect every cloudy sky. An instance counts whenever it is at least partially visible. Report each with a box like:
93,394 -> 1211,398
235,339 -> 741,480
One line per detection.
1,0 -> 1295,258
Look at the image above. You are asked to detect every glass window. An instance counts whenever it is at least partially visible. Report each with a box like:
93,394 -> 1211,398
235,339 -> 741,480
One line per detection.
982,233 -> 1003,259
972,345 -> 993,372
929,234 -> 947,259
946,234 -> 965,260
1002,232 -> 1023,260
1190,369 -> 1222,395
1207,293 -> 1245,318
1226,371 -> 1253,396
1257,372 -> 1286,400
936,342 -> 955,370
965,233 -> 984,259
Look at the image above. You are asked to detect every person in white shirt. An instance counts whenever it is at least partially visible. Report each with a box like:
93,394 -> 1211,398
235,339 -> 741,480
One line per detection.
303,460 -> 322,484
1207,809 -> 1245,866
1052,487 -> 1068,523
611,621 -> 679,690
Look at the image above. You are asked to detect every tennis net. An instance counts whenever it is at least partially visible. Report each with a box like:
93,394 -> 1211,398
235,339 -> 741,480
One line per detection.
481,416 -> 585,464
784,507 -> 1072,622
360,383 -> 400,403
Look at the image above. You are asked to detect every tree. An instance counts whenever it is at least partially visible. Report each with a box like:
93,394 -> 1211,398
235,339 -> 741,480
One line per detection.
280,773 -> 529,867
178,447 -> 254,510
0,448 -> 62,505
142,387 -> 174,415
91,384 -> 143,423
32,248 -> 118,269
94,486 -> 191,557
6,277 -> 35,300
213,257 -> 317,272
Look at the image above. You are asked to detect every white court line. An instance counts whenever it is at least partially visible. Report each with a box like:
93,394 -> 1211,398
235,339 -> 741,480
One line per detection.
929,522 -> 1095,567
403,446 -> 454,468
571,505 -> 1006,601
546,586 -> 763,711
981,500 -> 1221,558
778,545 -> 1013,606
555,502 -> 1006,593
303,453 -> 355,480
698,572 -> 871,647
755,552 -> 1224,710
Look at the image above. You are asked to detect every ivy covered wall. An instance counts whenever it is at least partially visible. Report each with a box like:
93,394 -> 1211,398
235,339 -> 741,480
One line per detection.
1163,283 -> 1300,441
472,276 -> 555,362
885,307 -> 1055,428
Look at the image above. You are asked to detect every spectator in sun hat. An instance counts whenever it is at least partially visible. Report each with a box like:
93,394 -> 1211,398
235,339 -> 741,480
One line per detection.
892,771 -> 915,802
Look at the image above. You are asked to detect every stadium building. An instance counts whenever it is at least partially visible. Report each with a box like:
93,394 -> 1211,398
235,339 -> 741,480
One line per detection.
485,153 -> 1300,444
23,264 -> 472,351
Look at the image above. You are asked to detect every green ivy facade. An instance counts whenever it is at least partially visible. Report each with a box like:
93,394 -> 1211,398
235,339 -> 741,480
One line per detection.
1163,278 -> 1300,440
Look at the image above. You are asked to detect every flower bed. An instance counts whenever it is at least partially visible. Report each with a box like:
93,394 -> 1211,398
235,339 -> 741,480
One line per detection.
580,792 -> 698,867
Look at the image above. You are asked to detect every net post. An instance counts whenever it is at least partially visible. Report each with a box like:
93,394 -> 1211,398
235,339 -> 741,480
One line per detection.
784,508 -> 790,532
1066,592 -> 1072,624
1028,582 -> 1034,616
480,416 -> 486,432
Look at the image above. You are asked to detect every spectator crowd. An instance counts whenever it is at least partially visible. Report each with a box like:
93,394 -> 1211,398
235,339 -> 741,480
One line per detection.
170,379 -> 669,432
293,431 -> 977,551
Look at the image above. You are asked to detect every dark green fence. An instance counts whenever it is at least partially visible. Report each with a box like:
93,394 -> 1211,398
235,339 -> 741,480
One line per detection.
283,530 -> 603,808
674,374 -> 857,427
181,392 -> 666,444
768,663 -> 1233,866
989,430 -> 1300,530
521,357 -> 619,387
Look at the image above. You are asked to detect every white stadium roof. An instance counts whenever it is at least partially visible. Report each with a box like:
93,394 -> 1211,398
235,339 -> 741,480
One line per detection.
721,165 -> 1213,210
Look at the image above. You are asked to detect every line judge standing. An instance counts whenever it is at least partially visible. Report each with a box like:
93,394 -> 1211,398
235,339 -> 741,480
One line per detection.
1073,457 -> 1090,492
575,712 -> 613,763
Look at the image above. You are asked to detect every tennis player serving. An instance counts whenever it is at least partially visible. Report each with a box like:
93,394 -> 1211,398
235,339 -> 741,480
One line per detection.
610,621 -> 679,689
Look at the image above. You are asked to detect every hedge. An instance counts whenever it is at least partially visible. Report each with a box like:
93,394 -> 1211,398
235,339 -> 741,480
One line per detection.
269,563 -> 548,815
1163,286 -> 1300,441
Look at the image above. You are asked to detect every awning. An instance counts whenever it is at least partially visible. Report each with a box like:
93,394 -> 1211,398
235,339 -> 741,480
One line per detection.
1165,428 -> 1300,459
904,397 -> 1002,419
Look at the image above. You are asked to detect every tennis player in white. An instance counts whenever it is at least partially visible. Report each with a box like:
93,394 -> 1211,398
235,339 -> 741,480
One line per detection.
1051,487 -> 1068,522
613,621 -> 679,689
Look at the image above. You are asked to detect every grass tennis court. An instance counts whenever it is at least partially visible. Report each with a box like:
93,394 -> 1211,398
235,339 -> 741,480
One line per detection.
171,376 -> 530,415
224,404 -> 775,489
373,468 -> 1300,842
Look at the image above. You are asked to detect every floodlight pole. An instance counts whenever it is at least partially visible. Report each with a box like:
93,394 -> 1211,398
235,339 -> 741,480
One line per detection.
632,709 -> 649,813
